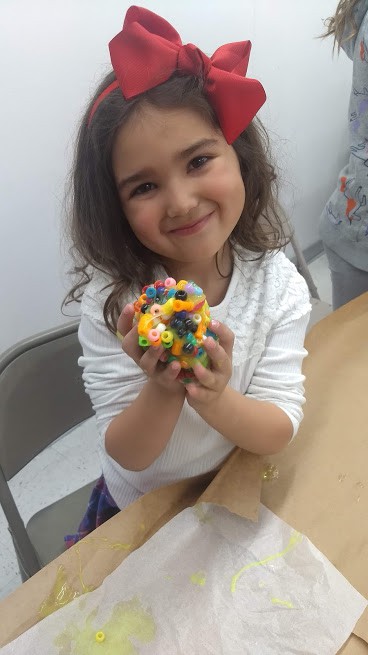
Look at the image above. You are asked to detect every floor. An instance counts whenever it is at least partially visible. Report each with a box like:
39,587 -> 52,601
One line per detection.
0,252 -> 333,601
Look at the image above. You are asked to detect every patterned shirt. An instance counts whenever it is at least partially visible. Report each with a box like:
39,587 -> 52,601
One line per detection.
320,0 -> 368,271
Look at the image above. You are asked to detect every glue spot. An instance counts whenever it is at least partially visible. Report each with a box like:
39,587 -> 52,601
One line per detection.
39,566 -> 83,619
271,597 -> 294,609
262,464 -> 279,481
190,571 -> 206,587
193,504 -> 213,524
54,597 -> 156,654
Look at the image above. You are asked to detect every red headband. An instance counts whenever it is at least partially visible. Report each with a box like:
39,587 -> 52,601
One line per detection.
88,5 -> 266,144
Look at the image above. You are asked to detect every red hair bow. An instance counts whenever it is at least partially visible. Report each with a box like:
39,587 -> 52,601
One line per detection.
89,6 -> 266,144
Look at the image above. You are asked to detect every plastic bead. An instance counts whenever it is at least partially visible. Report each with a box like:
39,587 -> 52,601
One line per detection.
148,328 -> 160,343
172,300 -> 194,313
162,340 -> 173,349
175,289 -> 188,300
161,330 -> 174,344
164,277 -> 176,288
133,278 -> 217,373
150,303 -> 161,316
95,631 -> 105,643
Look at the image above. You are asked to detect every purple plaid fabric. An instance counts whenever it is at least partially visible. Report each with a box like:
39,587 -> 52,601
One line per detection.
64,475 -> 120,549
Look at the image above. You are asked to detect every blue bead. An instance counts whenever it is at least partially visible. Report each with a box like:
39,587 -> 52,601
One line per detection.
146,287 -> 156,299
176,311 -> 187,319
167,288 -> 176,298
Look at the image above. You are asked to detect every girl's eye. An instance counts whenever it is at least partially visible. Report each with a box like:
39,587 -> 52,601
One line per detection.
189,156 -> 209,170
130,182 -> 155,198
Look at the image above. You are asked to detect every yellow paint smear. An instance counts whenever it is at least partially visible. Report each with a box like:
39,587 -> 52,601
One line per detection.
190,571 -> 206,587
271,597 -> 294,609
54,597 -> 156,655
230,530 -> 303,593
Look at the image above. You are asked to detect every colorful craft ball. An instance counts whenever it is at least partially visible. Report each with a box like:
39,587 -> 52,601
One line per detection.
134,278 -> 216,381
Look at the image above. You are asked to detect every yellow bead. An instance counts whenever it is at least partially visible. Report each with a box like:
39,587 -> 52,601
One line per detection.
95,631 -> 105,643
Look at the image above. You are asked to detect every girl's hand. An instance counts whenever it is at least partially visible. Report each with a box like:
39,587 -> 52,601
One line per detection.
117,304 -> 183,392
185,320 -> 234,409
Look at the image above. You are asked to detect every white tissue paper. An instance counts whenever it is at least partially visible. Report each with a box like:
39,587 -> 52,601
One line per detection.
1,504 -> 366,654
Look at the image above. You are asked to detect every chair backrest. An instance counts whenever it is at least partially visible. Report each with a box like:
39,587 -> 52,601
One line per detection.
0,321 -> 93,481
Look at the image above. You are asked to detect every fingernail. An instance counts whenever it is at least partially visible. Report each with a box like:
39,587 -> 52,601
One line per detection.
211,320 -> 219,329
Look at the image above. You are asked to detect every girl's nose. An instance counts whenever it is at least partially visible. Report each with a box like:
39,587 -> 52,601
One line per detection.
165,180 -> 199,219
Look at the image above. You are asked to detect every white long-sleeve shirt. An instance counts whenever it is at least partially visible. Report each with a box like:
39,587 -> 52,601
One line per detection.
78,249 -> 311,509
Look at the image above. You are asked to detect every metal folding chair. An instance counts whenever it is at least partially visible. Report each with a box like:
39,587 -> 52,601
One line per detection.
0,321 -> 96,580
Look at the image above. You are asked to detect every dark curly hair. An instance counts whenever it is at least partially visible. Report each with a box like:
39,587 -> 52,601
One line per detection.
63,70 -> 290,332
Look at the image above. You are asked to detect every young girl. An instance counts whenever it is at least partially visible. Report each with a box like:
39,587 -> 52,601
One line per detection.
320,0 -> 368,309
64,5 -> 311,545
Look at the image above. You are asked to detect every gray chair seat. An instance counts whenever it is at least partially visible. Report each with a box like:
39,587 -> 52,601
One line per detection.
26,480 -> 96,567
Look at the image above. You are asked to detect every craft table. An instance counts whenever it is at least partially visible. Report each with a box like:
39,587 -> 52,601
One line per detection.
1,293 -> 367,653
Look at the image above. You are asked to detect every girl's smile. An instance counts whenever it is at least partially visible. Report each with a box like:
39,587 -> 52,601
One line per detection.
168,210 -> 214,236
112,105 -> 246,285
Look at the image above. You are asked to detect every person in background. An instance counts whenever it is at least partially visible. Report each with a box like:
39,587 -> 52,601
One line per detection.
320,0 -> 368,309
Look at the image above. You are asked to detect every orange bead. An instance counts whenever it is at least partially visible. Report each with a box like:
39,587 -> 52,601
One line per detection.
171,340 -> 182,356
172,300 -> 194,312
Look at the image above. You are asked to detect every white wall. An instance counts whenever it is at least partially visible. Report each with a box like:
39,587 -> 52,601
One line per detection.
0,0 -> 351,353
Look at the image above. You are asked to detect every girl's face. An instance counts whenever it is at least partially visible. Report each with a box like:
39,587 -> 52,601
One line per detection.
112,105 -> 245,273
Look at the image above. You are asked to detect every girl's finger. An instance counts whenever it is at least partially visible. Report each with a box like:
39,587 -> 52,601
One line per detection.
202,337 -> 231,374
121,325 -> 142,362
139,343 -> 165,376
161,359 -> 182,383
207,320 -> 234,358
191,361 -> 217,389
117,303 -> 135,339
